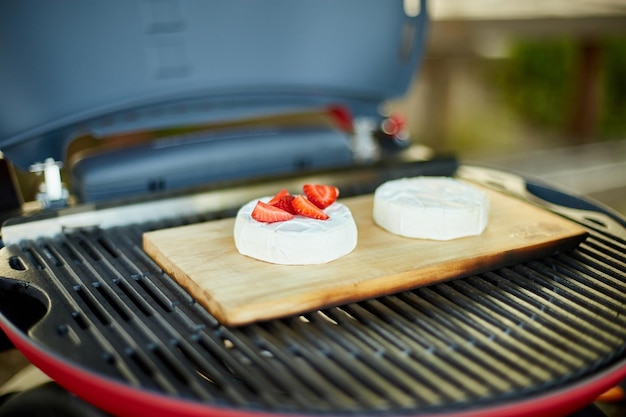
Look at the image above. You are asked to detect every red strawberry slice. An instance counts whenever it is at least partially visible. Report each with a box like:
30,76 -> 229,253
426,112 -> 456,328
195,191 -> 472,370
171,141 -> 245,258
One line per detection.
272,195 -> 297,214
251,201 -> 294,223
302,184 -> 339,209
267,188 -> 290,205
292,195 -> 329,220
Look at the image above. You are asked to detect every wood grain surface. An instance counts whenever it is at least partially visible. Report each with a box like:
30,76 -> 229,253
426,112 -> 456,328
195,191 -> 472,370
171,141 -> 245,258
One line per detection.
143,185 -> 588,326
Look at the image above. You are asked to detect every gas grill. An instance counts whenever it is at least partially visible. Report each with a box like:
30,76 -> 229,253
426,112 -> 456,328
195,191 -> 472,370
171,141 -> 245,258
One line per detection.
1,2 -> 625,417
0,162 -> 625,417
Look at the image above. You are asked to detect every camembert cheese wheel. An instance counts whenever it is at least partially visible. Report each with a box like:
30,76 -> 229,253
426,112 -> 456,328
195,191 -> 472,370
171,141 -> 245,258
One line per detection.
373,177 -> 489,240
234,198 -> 358,265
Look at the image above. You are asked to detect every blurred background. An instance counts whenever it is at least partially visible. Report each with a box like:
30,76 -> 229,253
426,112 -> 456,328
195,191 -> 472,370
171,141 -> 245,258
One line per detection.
387,0 -> 626,215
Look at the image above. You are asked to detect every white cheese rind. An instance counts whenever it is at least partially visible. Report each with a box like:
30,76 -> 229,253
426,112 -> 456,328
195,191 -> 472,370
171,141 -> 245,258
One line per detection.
373,177 -> 489,240
234,198 -> 358,265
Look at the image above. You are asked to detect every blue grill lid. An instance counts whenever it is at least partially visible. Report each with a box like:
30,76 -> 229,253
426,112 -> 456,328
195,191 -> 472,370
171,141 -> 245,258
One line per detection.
0,0 -> 428,169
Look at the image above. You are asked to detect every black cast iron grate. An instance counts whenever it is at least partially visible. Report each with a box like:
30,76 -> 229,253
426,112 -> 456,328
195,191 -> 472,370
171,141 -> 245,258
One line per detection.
0,189 -> 625,415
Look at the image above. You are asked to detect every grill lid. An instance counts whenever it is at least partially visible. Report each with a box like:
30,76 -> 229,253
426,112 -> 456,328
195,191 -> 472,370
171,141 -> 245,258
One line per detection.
0,0 -> 428,170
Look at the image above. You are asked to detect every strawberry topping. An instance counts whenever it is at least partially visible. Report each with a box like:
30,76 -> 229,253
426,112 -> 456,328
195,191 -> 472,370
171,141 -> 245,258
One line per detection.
250,184 -> 340,223
272,195 -> 297,214
303,184 -> 339,209
267,188 -> 290,205
251,201 -> 295,223
292,195 -> 329,220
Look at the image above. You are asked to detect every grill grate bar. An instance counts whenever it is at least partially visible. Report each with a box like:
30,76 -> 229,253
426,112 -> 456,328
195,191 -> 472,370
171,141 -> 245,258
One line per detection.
394,285 -> 532,395
19,239 -> 148,388
279,314 -> 427,409
237,323 -> 366,411
548,258 -> 626,312
503,263 -> 626,342
566,250 -> 626,292
404,285 -> 574,388
55,233 -> 230,399
441,277 -> 582,378
366,294 -> 525,397
315,306 -> 464,406
337,300 -> 495,404
582,235 -> 626,267
269,318 -> 400,410
461,273 -> 618,359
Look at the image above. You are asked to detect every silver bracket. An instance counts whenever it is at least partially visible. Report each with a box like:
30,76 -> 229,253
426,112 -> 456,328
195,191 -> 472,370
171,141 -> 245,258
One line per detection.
351,117 -> 380,162
29,158 -> 69,209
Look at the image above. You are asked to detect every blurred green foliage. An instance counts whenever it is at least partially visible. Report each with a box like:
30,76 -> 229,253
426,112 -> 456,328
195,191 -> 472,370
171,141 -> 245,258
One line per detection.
494,37 -> 626,140
495,39 -> 575,129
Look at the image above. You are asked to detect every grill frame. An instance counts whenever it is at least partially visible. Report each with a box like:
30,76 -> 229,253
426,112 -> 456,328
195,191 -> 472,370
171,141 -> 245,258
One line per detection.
0,164 -> 625,417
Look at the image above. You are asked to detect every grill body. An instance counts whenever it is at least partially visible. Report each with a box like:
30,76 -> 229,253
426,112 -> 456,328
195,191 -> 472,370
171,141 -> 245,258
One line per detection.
0,164 -> 624,417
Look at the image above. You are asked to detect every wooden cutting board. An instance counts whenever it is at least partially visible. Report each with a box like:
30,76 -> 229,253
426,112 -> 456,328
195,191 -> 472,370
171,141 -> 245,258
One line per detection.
143,184 -> 588,326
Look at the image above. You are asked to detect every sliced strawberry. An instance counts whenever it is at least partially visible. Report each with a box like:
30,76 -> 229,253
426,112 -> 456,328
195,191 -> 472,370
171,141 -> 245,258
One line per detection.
251,201 -> 294,223
292,195 -> 329,220
271,195 -> 297,214
267,188 -> 290,205
302,184 -> 339,209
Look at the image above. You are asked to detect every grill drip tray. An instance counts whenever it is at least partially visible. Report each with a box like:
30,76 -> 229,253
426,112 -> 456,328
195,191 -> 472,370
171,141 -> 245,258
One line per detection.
0,167 -> 625,416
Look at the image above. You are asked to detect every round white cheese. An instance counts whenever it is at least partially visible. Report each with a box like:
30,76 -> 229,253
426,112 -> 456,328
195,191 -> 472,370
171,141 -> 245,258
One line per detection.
373,177 -> 489,240
234,198 -> 358,265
